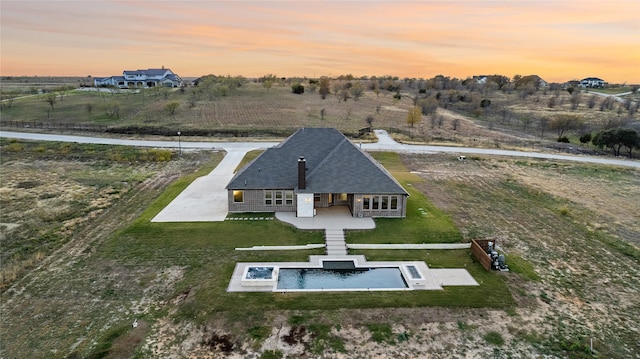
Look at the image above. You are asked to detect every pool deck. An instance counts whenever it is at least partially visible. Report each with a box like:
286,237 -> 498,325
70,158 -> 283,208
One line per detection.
228,208 -> 479,292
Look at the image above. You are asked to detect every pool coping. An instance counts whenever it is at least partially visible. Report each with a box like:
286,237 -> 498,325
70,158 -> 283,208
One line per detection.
227,255 -> 478,292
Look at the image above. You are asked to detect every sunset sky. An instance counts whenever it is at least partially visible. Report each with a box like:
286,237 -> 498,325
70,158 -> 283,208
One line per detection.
1,1 -> 639,83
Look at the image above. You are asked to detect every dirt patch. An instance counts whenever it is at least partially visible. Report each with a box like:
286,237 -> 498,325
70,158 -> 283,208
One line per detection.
401,153 -> 640,357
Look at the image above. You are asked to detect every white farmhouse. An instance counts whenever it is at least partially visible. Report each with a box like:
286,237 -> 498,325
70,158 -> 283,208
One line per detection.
94,68 -> 183,88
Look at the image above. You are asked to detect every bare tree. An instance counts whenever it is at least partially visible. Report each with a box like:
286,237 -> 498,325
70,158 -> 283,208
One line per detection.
451,118 -> 460,131
550,114 -> 583,139
105,101 -> 120,119
165,101 -> 180,115
44,92 -> 57,111
538,117 -> 549,138
520,116 -> 533,133
587,95 -> 597,109
497,106 -> 511,125
349,82 -> 364,101
570,91 -> 581,110
419,97 -> 438,115
365,114 -> 375,129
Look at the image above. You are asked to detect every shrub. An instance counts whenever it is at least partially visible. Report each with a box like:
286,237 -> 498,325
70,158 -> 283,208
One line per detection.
579,133 -> 592,145
366,323 -> 395,344
559,205 -> 570,216
291,83 -> 304,94
260,350 -> 283,359
557,136 -> 570,143
483,331 -> 505,346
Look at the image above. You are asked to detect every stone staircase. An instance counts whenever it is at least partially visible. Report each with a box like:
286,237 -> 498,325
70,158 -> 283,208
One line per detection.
324,229 -> 348,256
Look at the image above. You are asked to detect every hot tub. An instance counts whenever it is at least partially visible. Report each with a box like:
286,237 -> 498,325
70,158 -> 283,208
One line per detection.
241,266 -> 279,287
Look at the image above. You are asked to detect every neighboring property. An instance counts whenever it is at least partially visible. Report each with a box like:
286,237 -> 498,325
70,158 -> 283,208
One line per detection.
226,128 -> 409,218
580,77 -> 606,88
93,68 -> 183,88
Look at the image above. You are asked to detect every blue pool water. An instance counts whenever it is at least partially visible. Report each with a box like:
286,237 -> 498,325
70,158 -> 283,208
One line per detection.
276,267 -> 408,290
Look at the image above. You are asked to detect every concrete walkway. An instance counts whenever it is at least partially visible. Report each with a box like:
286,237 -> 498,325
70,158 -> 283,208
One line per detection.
152,147 -> 255,222
348,243 -> 471,250
276,207 -> 375,256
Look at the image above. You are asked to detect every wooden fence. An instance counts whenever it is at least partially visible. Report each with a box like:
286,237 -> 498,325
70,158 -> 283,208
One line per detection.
471,239 -> 493,271
0,120 -> 108,133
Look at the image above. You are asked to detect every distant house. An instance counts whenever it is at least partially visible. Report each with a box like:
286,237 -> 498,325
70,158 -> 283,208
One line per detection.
226,128 -> 409,218
93,68 -> 183,88
473,75 -> 489,84
580,77 -> 606,88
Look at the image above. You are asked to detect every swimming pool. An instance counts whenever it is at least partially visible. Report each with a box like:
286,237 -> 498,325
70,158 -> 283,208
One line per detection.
276,267 -> 408,290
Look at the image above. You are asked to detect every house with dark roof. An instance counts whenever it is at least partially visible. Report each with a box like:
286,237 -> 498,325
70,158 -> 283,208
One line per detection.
226,128 -> 409,218
580,77 -> 605,88
94,68 -> 183,88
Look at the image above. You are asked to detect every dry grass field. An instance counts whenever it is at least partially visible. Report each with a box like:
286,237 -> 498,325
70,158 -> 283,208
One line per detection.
2,76 -> 637,153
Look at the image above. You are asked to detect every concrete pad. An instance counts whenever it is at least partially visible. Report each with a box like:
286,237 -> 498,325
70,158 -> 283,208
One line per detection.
431,269 -> 479,286
276,207 -> 375,230
235,244 -> 326,251
347,243 -> 472,250
152,147 -> 254,222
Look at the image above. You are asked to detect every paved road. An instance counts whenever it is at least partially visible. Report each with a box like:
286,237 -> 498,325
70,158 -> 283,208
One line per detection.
2,130 -> 639,168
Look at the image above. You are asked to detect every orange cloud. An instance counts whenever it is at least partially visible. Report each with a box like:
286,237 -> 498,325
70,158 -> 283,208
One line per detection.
1,1 -> 638,83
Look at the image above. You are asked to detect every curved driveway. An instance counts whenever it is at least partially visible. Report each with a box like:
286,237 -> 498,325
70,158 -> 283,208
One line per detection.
2,129 -> 637,222
2,130 -> 637,168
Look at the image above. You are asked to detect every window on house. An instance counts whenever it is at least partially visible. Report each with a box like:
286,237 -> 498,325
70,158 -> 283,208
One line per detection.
275,191 -> 283,205
363,196 -> 370,210
314,194 -> 321,203
233,190 -> 244,203
372,196 -> 379,210
285,191 -> 293,205
390,196 -> 398,210
264,191 -> 272,205
382,196 -> 389,210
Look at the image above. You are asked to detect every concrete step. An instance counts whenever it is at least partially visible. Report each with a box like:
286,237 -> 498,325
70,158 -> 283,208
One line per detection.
327,250 -> 348,256
326,243 -> 346,247
326,243 -> 347,248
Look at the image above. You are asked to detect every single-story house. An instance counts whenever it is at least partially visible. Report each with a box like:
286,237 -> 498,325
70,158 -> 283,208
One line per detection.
226,128 -> 409,218
580,77 -> 605,88
94,68 -> 183,88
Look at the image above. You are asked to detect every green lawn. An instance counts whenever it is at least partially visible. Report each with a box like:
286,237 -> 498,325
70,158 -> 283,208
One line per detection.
348,151 -> 463,244
93,149 -> 512,330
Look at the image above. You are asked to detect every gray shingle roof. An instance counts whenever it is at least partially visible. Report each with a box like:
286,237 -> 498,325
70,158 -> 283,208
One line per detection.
226,128 -> 408,195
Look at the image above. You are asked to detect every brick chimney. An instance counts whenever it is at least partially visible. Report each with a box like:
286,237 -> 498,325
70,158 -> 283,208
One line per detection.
298,156 -> 306,189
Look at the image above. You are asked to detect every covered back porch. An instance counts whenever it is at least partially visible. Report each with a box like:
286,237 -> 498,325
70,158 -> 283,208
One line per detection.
296,192 -> 407,218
